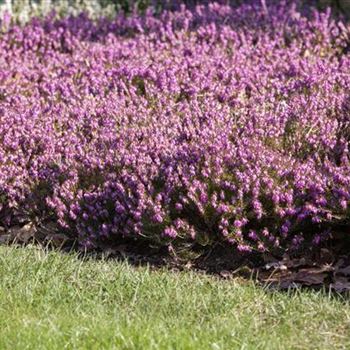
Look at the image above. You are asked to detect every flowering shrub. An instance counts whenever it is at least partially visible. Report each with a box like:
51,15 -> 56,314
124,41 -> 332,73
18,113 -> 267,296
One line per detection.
1,1 -> 350,254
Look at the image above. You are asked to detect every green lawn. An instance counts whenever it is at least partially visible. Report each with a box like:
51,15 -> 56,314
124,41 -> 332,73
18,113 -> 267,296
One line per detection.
0,245 -> 349,349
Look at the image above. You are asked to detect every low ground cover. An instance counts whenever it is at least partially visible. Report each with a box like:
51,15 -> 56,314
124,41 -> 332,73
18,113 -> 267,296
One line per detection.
1,1 -> 350,257
1,245 -> 350,350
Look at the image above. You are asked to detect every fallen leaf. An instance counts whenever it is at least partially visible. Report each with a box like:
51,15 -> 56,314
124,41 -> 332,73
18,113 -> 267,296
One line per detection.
293,270 -> 327,285
184,261 -> 193,270
335,265 -> 350,276
257,269 -> 292,283
270,280 -> 301,290
102,245 -> 127,258
281,256 -> 308,268
0,234 -> 11,244
219,270 -> 232,279
265,261 -> 287,271
232,265 -> 252,277
9,223 -> 37,243
334,258 -> 345,269
258,264 -> 332,288
331,276 -> 350,292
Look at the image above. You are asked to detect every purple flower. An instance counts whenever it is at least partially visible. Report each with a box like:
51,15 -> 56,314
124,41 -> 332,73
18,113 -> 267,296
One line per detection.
0,1 -> 349,255
163,227 -> 177,239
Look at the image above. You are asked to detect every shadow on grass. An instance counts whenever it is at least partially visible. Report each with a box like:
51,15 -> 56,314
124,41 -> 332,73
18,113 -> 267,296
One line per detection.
3,231 -> 350,299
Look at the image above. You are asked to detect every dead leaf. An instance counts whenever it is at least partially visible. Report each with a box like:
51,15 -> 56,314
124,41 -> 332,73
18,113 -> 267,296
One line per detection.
331,276 -> 350,292
265,261 -> 287,271
9,223 -> 37,243
232,265 -> 252,277
257,269 -> 292,283
271,279 -> 301,290
258,264 -> 332,288
184,261 -> 193,270
219,270 -> 232,279
293,269 -> 327,285
335,265 -> 350,276
0,234 -> 12,244
334,258 -> 345,269
102,245 -> 127,258
281,255 -> 309,268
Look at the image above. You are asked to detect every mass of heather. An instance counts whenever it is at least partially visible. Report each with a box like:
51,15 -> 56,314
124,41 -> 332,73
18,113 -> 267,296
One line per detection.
1,1 -> 350,256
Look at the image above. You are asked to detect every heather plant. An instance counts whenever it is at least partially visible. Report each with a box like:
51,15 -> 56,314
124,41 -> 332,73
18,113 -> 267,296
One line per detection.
1,0 -> 350,255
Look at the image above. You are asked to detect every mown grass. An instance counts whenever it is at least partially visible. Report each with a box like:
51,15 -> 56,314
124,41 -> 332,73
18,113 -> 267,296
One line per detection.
0,245 -> 350,349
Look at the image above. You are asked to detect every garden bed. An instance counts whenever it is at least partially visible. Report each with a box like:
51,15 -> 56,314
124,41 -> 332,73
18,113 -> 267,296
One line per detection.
1,1 -> 350,271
